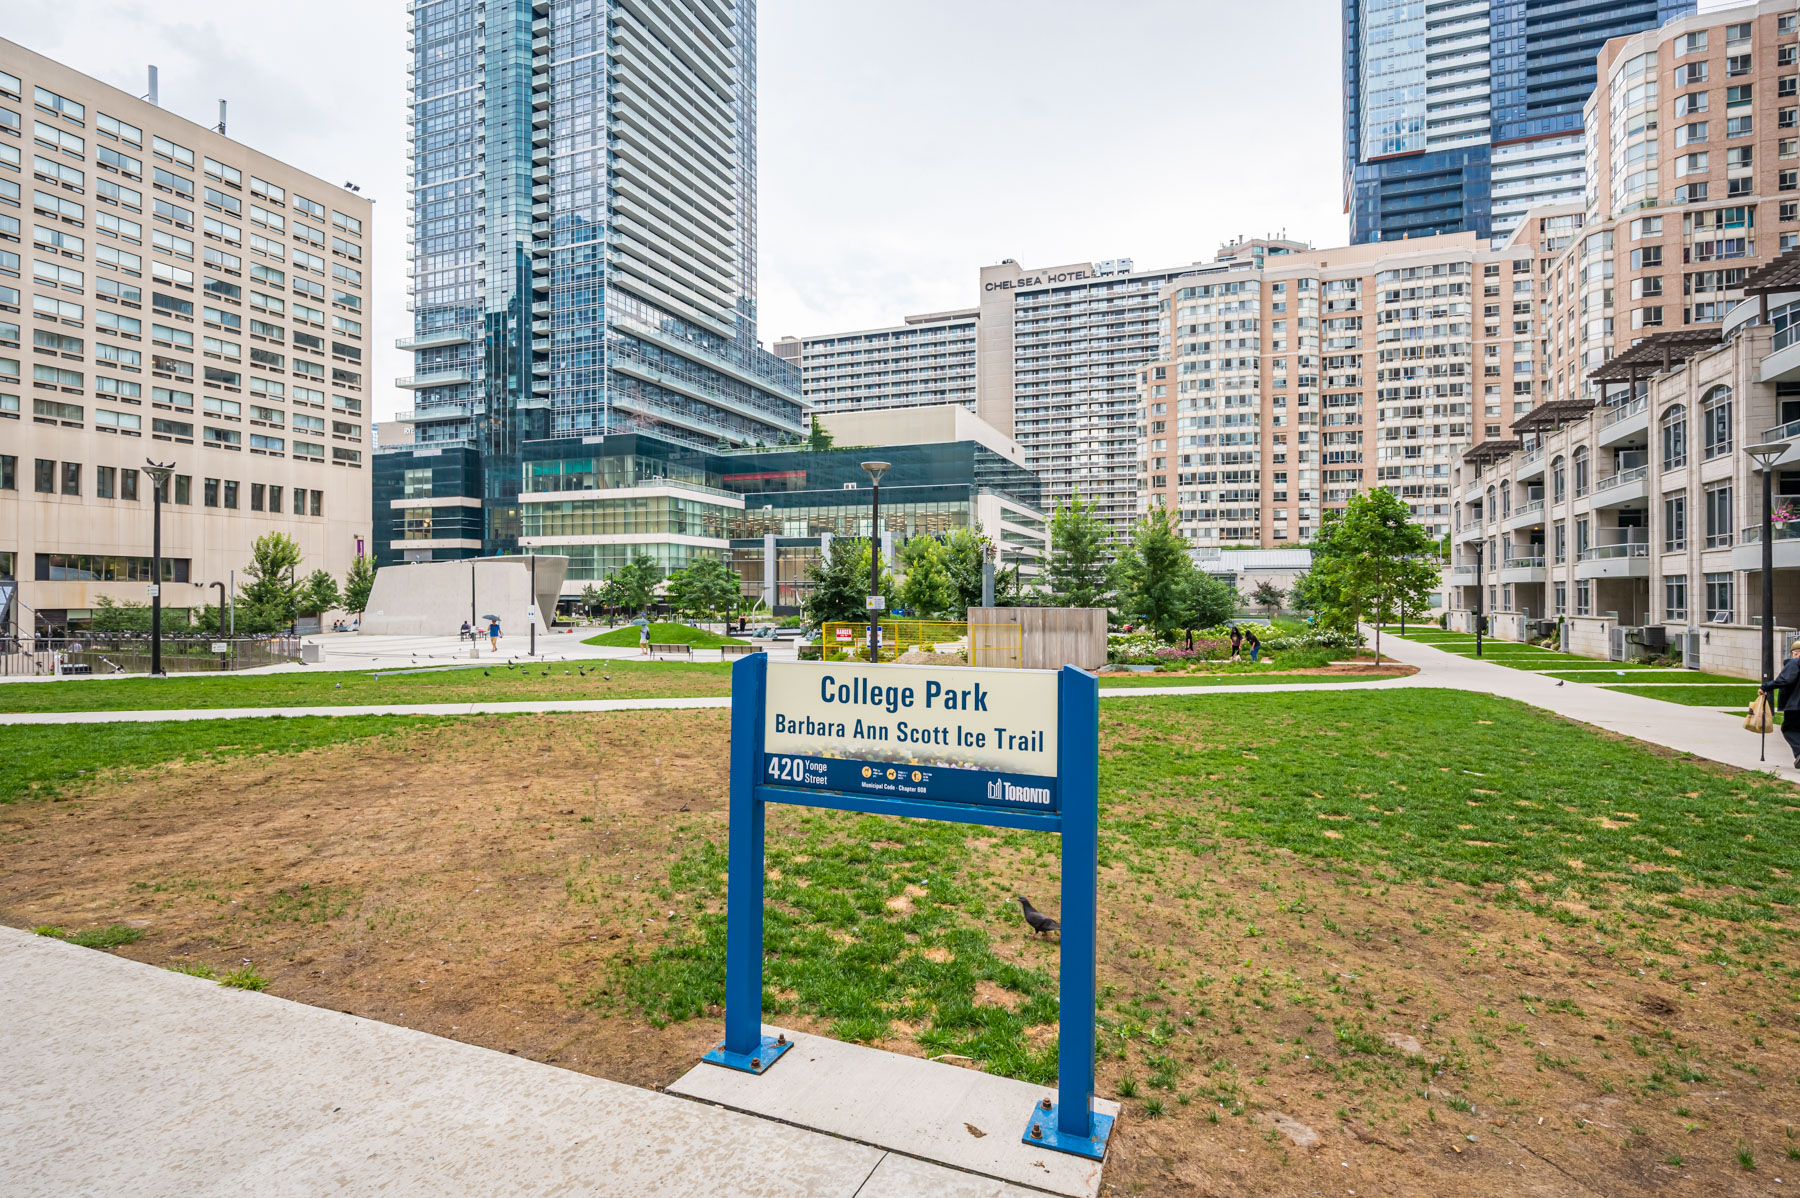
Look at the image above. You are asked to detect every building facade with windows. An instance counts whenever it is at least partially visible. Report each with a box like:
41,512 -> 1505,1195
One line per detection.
380,0 -> 803,566
1444,256 -> 1800,678
0,39 -> 371,634
1343,0 -> 1693,243
1542,0 -> 1800,406
1138,231 -> 1540,548
772,309 -> 977,415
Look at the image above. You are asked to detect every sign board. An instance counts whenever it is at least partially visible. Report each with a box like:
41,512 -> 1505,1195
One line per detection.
865,594 -> 886,610
833,627 -> 853,642
526,605 -> 539,619
764,662 -> 1058,814
703,653 -> 1111,1161
146,585 -> 160,598
210,642 -> 229,654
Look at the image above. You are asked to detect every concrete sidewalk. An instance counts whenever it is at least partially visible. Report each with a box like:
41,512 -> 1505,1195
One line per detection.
0,926 -> 1041,1197
1352,630 -> 1798,783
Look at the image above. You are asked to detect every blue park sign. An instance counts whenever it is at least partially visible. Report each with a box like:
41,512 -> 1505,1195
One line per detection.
704,652 -> 1113,1161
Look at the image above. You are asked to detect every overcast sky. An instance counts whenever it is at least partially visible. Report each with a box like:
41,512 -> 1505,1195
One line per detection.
12,0 -> 1348,423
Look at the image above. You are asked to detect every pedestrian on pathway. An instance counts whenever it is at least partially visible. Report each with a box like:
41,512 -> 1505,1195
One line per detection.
639,621 -> 651,655
1244,626 -> 1261,663
1228,624 -> 1243,663
1760,639 -> 1800,765
487,618 -> 501,652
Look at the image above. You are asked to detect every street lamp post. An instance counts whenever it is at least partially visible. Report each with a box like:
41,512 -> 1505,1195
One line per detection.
1746,441 -> 1791,687
143,461 -> 176,677
860,460 -> 891,663
1473,540 -> 1485,659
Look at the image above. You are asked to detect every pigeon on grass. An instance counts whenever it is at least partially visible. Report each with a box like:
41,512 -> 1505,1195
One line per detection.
1016,896 -> 1059,936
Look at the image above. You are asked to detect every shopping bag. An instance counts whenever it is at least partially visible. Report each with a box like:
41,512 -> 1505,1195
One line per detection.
1746,692 -> 1775,734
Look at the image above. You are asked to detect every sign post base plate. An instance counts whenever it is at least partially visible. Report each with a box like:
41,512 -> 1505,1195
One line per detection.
702,1034 -> 791,1075
1022,1101 -> 1115,1161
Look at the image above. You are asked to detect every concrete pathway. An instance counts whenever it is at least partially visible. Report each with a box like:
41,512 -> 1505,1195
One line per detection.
1349,630 -> 1797,783
0,926 -> 1042,1197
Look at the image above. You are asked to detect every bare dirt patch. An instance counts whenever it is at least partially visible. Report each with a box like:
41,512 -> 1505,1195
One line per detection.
2,709 -> 1794,1198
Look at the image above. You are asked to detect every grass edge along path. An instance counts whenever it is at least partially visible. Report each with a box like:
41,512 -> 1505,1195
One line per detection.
2,715 -> 448,805
583,622 -> 747,649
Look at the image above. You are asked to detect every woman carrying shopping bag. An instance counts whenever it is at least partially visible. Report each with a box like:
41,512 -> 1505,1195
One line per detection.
1755,639 -> 1800,765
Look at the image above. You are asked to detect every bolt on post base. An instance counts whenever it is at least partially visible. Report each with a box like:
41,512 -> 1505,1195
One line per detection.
702,1033 -> 791,1075
1021,1100 -> 1114,1161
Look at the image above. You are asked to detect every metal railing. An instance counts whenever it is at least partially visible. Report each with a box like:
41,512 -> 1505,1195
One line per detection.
1602,396 -> 1649,426
1741,521 -> 1800,544
1764,417 -> 1800,443
1521,444 -> 1544,465
1511,498 -> 1544,519
1576,541 -> 1651,562
1594,464 -> 1649,491
1502,555 -> 1546,569
0,634 -> 302,676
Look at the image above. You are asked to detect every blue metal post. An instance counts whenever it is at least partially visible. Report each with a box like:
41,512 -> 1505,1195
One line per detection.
725,650 -> 767,1057
706,651 -> 790,1073
1056,665 -> 1098,1139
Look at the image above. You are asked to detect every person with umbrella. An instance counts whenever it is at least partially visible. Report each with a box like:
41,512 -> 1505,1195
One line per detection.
486,614 -> 502,652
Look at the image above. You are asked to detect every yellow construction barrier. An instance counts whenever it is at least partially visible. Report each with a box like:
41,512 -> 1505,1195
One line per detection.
819,619 -> 968,662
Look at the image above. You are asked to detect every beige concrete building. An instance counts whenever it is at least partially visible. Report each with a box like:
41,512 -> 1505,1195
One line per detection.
0,40 -> 372,634
1139,231 -> 1540,547
773,310 -> 977,415
1544,0 -> 1800,407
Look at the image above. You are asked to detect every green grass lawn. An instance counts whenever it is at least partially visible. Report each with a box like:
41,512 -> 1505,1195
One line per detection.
583,621 -> 747,649
2,716 -> 442,805
1600,684 -> 1760,707
0,659 -> 733,715
1097,672 -> 1406,689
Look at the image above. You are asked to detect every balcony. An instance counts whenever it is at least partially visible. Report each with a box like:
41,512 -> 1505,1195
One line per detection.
1499,554 -> 1546,585
1575,538 -> 1651,579
1733,520 -> 1800,572
1517,444 -> 1546,481
395,328 -> 473,351
1591,464 -> 1649,508
1503,497 -> 1545,531
1596,396 -> 1649,448
396,369 -> 474,389
1446,564 -> 1477,586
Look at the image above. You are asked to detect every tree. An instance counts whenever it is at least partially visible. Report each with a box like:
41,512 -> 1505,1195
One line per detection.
1110,507 -> 1199,640
237,532 -> 303,633
612,552 -> 661,614
1251,579 -> 1286,618
299,568 -> 341,617
579,583 -> 603,618
808,421 -> 835,452
88,595 -> 153,635
665,555 -> 741,621
940,526 -> 990,618
802,537 -> 895,630
1182,570 -> 1238,630
342,553 -> 376,616
898,536 -> 956,618
1307,488 -> 1438,663
1044,490 -> 1112,608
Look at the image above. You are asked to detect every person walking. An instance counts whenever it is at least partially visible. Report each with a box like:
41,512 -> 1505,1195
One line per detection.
639,620 -> 651,656
1761,639 -> 1800,766
1244,626 -> 1261,663
487,617 -> 501,652
1228,624 -> 1242,663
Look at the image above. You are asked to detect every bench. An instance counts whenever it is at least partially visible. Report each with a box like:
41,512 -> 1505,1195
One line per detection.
720,643 -> 763,659
647,642 -> 693,658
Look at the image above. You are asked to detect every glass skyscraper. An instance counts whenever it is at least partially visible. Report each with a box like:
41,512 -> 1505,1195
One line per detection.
380,0 -> 803,563
1343,0 -> 1694,243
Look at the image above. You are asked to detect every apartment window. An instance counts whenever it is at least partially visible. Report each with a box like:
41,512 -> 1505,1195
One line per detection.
310,489 -> 323,517
292,486 -> 306,515
250,482 -> 264,511
222,479 -> 238,509
1727,55 -> 1752,78
96,465 -> 115,498
1664,493 -> 1687,551
1661,405 -> 1687,468
0,455 -> 12,490
121,468 -> 138,501
1553,521 -> 1567,564
1552,456 -> 1566,502
1728,85 -> 1754,107
204,476 -> 219,507
34,457 -> 53,493
1666,576 -> 1688,622
1706,572 -> 1734,622
1675,61 -> 1708,86
174,474 -> 190,504
1705,483 -> 1733,547
60,461 -> 79,495
268,484 -> 282,511
1576,579 -> 1592,616
1572,447 -> 1590,497
1554,581 -> 1568,614
1631,246 -> 1662,269
1576,517 -> 1591,560
1701,385 -> 1732,458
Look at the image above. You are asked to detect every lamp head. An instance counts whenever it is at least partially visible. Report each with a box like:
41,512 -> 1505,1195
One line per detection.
859,460 -> 891,485
1747,441 -> 1790,471
142,459 -> 176,485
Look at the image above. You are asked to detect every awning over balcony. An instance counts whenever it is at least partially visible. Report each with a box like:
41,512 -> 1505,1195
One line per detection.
1586,329 -> 1722,383
1461,438 -> 1521,465
1741,247 -> 1800,295
1511,400 -> 1594,433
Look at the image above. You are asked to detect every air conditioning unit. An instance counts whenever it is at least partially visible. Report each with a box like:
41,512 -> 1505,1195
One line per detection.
1635,625 -> 1667,652
1533,619 -> 1557,639
1609,627 -> 1627,661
